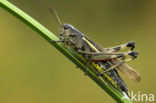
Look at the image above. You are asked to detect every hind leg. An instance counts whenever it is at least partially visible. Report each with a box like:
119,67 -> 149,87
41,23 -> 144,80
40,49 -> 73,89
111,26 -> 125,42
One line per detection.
106,41 -> 135,53
98,54 -> 138,75
78,49 -> 138,75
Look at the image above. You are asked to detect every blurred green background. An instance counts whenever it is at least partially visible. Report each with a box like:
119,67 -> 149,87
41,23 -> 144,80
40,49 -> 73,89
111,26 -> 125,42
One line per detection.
0,0 -> 156,103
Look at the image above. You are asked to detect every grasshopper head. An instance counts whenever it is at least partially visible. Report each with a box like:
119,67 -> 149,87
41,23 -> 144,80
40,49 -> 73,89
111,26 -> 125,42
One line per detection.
59,23 -> 76,40
49,9 -> 81,41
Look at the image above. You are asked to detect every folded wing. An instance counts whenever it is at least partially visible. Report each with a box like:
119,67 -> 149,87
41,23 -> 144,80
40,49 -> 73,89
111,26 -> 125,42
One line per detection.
112,59 -> 141,82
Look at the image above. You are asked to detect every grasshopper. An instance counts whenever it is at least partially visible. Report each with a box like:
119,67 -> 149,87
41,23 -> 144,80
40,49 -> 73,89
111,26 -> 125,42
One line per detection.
49,9 -> 141,97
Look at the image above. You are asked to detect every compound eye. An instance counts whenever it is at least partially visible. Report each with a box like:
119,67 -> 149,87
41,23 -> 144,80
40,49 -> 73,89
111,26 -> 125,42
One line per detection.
64,26 -> 68,30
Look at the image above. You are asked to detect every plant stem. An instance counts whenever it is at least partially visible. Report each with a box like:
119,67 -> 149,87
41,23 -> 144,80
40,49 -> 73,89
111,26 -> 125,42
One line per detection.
0,0 -> 132,103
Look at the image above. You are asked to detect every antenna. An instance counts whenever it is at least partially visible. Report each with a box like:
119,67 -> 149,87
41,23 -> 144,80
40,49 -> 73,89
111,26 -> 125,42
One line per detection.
49,8 -> 62,27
